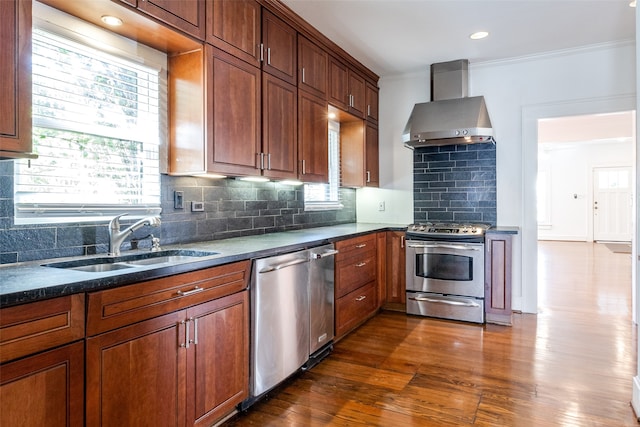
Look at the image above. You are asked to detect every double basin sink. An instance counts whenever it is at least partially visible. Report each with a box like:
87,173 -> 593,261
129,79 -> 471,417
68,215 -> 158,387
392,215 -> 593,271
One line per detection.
43,249 -> 218,273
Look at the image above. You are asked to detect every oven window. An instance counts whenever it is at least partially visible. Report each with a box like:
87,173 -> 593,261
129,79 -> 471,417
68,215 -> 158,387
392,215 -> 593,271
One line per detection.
415,254 -> 473,281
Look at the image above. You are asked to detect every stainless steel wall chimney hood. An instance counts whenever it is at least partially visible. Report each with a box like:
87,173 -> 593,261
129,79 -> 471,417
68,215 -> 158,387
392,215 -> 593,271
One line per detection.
402,59 -> 495,148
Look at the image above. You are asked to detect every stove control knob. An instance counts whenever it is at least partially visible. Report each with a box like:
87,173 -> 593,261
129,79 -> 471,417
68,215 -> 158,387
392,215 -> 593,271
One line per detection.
419,225 -> 426,231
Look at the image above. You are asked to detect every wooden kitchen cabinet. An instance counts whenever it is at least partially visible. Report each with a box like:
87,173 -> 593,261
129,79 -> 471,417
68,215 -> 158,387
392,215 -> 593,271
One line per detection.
365,82 -> 379,123
262,10 -> 297,85
365,122 -> 379,187
385,231 -> 406,310
0,294 -> 85,426
207,45 -> 262,176
263,73 -> 297,179
137,0 -> 206,40
298,89 -> 329,183
298,35 -> 328,98
376,232 -> 387,308
206,0 -> 261,67
86,261 -> 250,426
0,0 -> 34,160
335,234 -> 378,339
327,55 -> 366,118
485,232 -> 513,325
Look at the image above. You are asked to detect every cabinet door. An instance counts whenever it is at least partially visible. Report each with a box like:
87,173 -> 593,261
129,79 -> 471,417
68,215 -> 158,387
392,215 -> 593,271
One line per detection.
187,291 -> 249,427
485,233 -> 513,325
365,122 -> 379,187
206,0 -> 260,67
298,90 -> 328,183
328,56 -> 348,110
262,10 -> 296,85
138,0 -> 206,40
339,121 -> 365,188
298,36 -> 328,98
365,82 -> 379,123
86,310 -> 187,426
386,231 -> 406,305
0,341 -> 84,427
206,45 -> 261,176
263,73 -> 297,179
0,0 -> 32,158
347,70 -> 366,118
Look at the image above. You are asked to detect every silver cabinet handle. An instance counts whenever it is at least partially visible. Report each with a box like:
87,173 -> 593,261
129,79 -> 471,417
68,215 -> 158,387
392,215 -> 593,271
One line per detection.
267,153 -> 271,170
191,317 -> 198,345
302,68 -> 306,83
259,152 -> 264,170
312,249 -> 339,259
260,258 -> 308,273
407,243 -> 480,251
355,295 -> 366,301
408,296 -> 479,308
355,262 -> 367,267
367,104 -> 371,117
400,235 -> 405,249
177,286 -> 203,297
301,159 -> 306,175
355,243 -> 367,248
179,320 -> 187,348
366,171 -> 371,183
185,318 -> 191,348
260,43 -> 264,62
267,47 -> 271,65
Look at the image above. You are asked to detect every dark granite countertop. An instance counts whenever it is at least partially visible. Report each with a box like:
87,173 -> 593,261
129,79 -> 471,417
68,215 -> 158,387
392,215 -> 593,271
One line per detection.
1,223 -> 405,307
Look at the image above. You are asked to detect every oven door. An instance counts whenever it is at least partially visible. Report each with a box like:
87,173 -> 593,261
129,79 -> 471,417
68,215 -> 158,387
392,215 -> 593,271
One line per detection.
406,240 -> 484,298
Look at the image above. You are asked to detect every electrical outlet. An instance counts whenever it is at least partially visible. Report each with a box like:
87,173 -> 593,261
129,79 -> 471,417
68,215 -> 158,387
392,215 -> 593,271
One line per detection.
378,201 -> 385,211
174,191 -> 184,209
191,201 -> 204,212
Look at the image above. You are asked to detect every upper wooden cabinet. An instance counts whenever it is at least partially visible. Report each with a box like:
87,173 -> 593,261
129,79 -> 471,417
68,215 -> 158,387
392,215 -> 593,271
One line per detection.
0,0 -> 34,160
206,0 -> 261,67
298,90 -> 329,183
263,73 -> 298,179
262,10 -> 296,84
298,35 -> 328,98
328,55 -> 367,119
365,82 -> 379,123
365,122 -> 379,187
347,70 -> 366,118
136,0 -> 206,40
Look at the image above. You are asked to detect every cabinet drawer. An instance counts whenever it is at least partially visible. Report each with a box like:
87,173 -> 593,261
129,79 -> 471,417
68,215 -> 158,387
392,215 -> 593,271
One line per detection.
335,252 -> 376,298
0,294 -> 85,364
87,260 -> 250,336
335,234 -> 376,260
335,281 -> 376,338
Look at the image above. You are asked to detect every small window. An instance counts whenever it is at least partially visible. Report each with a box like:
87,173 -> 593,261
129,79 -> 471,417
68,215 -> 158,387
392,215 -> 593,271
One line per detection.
304,120 -> 342,211
14,17 -> 164,224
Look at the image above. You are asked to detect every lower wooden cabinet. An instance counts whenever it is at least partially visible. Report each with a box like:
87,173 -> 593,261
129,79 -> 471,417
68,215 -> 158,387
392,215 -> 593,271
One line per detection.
0,341 -> 84,427
485,232 -> 513,325
385,230 -> 406,310
86,290 -> 249,426
334,234 -> 378,339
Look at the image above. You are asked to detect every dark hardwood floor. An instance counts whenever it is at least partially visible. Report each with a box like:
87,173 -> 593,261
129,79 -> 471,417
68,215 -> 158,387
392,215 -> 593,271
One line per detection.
225,241 -> 637,426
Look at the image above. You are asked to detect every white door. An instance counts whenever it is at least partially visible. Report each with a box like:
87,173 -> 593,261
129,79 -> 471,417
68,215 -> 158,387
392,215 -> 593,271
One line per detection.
593,166 -> 632,242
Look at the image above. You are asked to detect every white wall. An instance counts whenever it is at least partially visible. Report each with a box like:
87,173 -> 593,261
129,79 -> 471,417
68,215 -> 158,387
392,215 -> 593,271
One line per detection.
538,141 -> 634,241
360,41 -> 636,313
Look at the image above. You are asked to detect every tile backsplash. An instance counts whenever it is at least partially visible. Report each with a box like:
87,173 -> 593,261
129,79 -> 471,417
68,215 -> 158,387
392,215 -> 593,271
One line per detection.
413,143 -> 497,224
0,161 -> 355,264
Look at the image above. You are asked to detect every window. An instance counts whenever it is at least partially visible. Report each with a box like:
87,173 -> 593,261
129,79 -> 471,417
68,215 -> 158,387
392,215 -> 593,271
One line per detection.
304,120 -> 342,210
14,13 -> 165,224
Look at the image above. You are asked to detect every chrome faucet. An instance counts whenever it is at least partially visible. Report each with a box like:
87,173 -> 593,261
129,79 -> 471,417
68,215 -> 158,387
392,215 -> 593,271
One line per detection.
108,214 -> 161,256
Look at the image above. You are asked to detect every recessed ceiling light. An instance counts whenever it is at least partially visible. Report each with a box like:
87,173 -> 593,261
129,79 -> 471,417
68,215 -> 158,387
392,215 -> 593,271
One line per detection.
470,31 -> 489,40
630,0 -> 636,7
328,112 -> 337,119
101,15 -> 123,26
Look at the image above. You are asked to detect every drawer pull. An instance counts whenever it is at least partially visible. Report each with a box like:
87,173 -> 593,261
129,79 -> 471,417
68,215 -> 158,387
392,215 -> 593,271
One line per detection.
355,295 -> 367,302
179,320 -> 187,348
176,286 -> 203,297
355,244 -> 367,248
355,262 -> 367,267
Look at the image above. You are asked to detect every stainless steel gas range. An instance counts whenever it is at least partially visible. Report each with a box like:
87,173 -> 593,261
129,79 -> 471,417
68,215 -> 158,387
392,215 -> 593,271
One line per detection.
405,222 -> 490,324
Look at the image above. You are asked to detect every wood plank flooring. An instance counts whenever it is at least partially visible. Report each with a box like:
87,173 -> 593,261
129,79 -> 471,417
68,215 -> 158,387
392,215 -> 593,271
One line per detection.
225,241 -> 637,426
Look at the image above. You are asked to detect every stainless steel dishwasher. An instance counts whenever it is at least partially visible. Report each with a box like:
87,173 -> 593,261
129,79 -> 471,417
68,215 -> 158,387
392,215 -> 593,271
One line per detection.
245,243 -> 337,408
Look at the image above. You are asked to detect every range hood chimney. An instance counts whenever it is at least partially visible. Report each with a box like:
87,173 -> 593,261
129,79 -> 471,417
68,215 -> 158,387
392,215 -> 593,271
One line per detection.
402,59 -> 495,148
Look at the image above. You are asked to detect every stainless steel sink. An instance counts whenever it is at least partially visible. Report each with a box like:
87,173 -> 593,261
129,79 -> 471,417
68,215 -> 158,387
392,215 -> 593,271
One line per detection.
43,250 -> 218,272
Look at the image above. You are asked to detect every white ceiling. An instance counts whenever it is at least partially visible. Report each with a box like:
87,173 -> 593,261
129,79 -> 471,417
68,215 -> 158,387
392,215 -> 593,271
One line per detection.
281,0 -> 636,77
538,111 -> 635,144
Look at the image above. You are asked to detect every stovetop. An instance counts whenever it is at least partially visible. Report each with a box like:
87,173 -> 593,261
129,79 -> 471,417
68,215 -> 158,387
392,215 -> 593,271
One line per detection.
406,222 -> 490,239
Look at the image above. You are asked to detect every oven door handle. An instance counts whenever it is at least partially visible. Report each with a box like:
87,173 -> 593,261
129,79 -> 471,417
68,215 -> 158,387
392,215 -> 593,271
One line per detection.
408,296 -> 480,307
407,243 -> 481,251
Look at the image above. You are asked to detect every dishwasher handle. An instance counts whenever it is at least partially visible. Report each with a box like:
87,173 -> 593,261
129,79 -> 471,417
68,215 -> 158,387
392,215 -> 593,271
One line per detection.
259,257 -> 308,273
311,249 -> 339,259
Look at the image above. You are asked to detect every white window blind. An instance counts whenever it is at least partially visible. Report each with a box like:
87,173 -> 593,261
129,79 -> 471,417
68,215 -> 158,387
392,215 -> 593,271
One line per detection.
304,120 -> 343,211
14,28 -> 163,223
